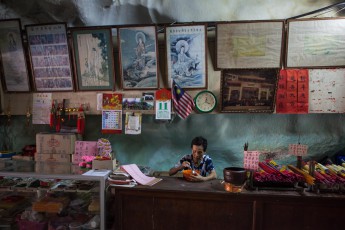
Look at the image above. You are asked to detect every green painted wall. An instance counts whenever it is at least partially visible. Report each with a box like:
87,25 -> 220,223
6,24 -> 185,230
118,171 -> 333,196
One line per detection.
1,113 -> 345,178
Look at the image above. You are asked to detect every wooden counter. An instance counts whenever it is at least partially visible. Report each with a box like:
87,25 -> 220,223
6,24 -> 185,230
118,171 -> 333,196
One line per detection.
110,177 -> 345,230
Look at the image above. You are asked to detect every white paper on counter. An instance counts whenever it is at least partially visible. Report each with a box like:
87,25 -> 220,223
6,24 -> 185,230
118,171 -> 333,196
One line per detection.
83,169 -> 111,177
121,164 -> 161,186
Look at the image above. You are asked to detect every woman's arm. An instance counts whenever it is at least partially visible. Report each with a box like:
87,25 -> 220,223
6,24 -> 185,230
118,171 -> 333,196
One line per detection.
169,165 -> 184,176
169,161 -> 191,176
204,169 -> 217,181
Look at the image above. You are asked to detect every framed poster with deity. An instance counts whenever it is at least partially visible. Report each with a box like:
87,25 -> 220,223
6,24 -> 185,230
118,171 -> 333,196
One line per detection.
70,27 -> 115,91
220,69 -> 278,113
165,24 -> 207,89
117,25 -> 159,90
26,23 -> 74,92
0,19 -> 31,92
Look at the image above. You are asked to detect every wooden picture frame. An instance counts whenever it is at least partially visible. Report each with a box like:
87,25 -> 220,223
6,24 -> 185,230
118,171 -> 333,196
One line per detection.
286,18 -> 345,68
216,20 -> 284,69
220,69 -> 278,113
0,19 -> 31,92
70,27 -> 115,91
26,23 -> 74,92
118,25 -> 159,90
165,24 -> 207,89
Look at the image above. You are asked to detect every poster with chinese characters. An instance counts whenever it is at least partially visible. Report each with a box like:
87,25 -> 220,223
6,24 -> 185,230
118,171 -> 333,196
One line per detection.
26,23 -> 74,92
288,144 -> 308,156
309,69 -> 345,113
243,151 -> 260,171
32,93 -> 52,124
276,69 -> 308,114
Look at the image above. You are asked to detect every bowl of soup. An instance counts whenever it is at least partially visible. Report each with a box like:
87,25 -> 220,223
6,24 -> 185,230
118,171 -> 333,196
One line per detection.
182,169 -> 199,181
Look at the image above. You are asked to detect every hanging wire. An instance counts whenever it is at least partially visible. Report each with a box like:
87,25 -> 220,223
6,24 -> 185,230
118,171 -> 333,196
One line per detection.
287,1 -> 345,19
331,5 -> 345,16
312,7 -> 341,18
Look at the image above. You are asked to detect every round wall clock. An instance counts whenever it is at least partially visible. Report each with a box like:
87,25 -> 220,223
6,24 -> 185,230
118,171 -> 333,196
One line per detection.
194,90 -> 217,113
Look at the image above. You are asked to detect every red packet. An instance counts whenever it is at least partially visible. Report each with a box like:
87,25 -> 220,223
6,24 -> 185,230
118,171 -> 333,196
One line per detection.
286,91 -> 297,103
286,101 -> 298,113
287,70 -> 298,82
276,102 -> 287,113
278,69 -> 287,89
287,81 -> 297,91
297,103 -> 308,113
279,69 -> 287,82
297,69 -> 309,82
298,92 -> 308,103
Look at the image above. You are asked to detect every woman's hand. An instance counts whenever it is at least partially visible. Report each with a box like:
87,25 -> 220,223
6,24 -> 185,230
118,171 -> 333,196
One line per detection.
189,172 -> 204,182
181,161 -> 191,168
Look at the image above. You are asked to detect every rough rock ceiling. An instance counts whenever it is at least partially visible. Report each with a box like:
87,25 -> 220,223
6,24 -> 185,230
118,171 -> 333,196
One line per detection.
0,0 -> 344,27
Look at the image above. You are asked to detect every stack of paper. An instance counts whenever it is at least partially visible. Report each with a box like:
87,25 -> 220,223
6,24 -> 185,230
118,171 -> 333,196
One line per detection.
121,164 -> 162,186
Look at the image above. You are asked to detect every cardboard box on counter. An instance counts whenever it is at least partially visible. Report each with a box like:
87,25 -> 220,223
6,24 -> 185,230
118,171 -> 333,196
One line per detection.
35,152 -> 71,163
12,160 -> 35,172
92,159 -> 116,170
0,158 -> 11,170
35,162 -> 73,174
12,155 -> 34,161
36,133 -> 80,155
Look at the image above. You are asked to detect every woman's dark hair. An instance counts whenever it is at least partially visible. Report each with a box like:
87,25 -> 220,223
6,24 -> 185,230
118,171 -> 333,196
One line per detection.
191,136 -> 207,151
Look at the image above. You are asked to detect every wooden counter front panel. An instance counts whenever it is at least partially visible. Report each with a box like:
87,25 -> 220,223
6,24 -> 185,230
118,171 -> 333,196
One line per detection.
116,193 -> 154,230
259,199 -> 344,230
114,189 -> 254,230
111,178 -> 345,230
153,196 -> 253,230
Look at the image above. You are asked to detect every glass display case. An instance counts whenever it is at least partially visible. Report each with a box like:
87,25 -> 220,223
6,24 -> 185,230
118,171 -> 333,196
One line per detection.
0,160 -> 110,229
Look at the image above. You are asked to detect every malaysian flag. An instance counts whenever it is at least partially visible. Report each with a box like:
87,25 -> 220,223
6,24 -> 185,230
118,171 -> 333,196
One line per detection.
172,80 -> 195,119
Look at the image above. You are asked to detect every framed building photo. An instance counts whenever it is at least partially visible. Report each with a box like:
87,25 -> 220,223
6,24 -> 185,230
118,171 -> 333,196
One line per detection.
118,25 -> 159,90
26,23 -> 74,92
220,69 -> 278,113
0,19 -> 31,92
286,18 -> 345,68
165,24 -> 207,89
71,27 -> 115,91
216,20 -> 284,69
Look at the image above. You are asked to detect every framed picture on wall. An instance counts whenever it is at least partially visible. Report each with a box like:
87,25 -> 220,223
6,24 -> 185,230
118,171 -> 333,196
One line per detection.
26,23 -> 74,92
118,25 -> 159,90
71,27 -> 115,91
0,19 -> 31,92
165,24 -> 207,89
220,69 -> 278,113
216,20 -> 284,69
286,18 -> 345,68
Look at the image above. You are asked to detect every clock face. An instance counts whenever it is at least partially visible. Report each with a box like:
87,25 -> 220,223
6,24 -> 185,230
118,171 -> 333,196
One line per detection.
194,91 -> 217,113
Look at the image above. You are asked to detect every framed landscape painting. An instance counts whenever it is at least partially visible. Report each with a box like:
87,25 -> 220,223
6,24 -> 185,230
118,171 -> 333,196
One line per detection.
165,24 -> 207,89
0,19 -> 31,92
26,23 -> 74,92
71,27 -> 115,91
216,20 -> 284,69
118,25 -> 159,90
286,18 -> 345,68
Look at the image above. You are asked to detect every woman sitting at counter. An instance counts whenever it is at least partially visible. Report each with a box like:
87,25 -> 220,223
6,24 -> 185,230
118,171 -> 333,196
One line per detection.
169,136 -> 217,182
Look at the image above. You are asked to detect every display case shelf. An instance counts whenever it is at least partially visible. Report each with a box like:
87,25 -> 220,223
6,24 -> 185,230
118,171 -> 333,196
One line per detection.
0,161 -> 110,229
